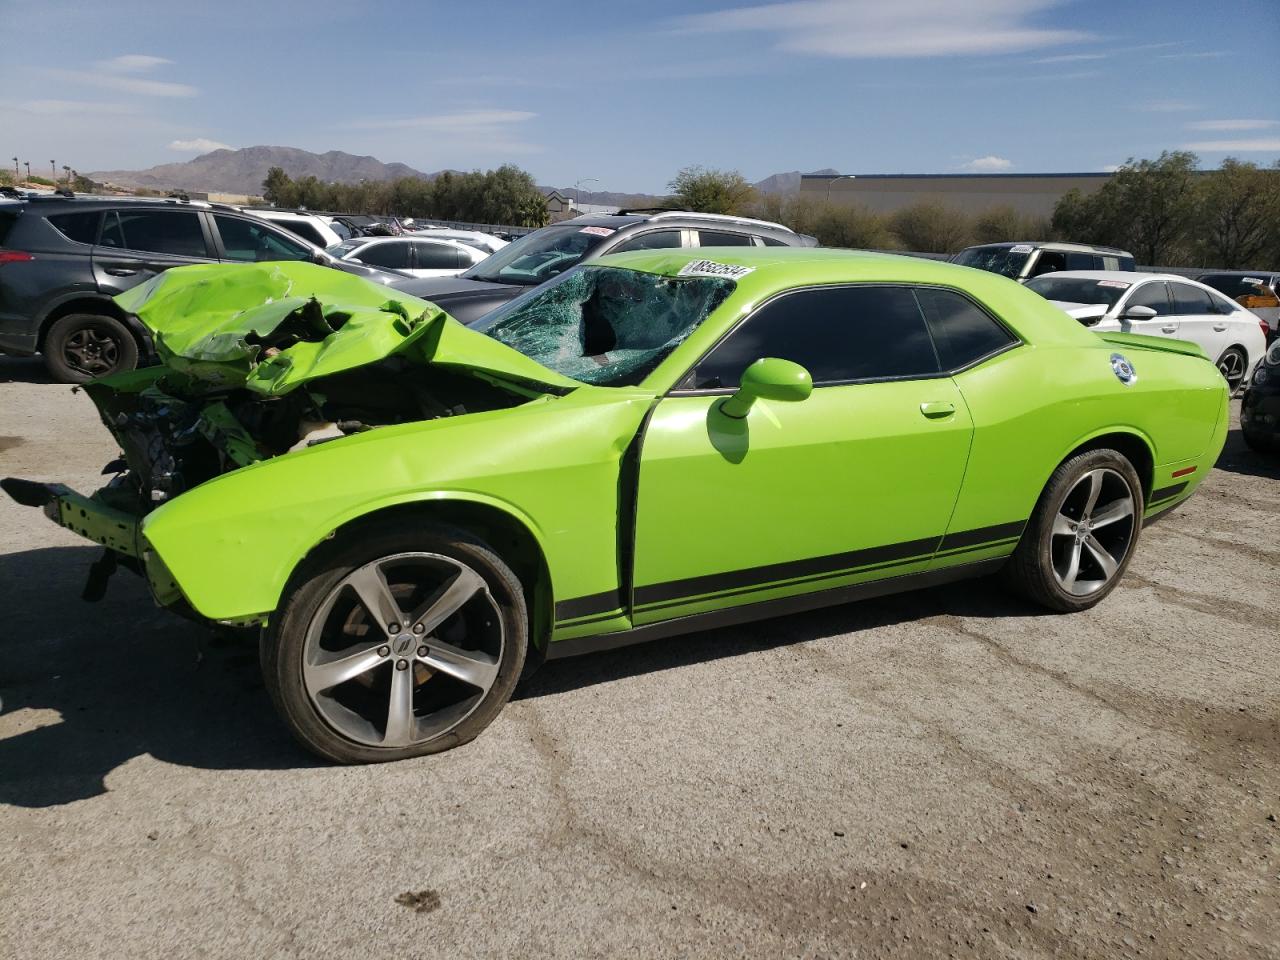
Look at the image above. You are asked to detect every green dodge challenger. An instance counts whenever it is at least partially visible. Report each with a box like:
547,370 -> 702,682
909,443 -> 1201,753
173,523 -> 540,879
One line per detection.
3,249 -> 1228,763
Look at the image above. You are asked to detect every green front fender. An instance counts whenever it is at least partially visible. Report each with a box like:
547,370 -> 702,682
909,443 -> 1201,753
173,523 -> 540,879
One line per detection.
141,390 -> 651,621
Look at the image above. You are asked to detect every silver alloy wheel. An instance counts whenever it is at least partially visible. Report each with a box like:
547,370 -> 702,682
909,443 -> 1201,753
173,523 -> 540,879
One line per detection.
1217,350 -> 1246,393
1050,468 -> 1136,597
302,552 -> 503,748
64,326 -> 120,376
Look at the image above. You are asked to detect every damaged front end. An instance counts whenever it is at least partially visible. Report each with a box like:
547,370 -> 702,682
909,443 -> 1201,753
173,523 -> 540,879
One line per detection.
3,261 -> 578,619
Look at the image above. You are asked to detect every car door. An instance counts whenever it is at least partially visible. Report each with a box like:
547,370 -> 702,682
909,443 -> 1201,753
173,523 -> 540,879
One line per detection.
1112,280 -> 1178,338
411,239 -> 467,278
92,208 -> 214,295
1168,281 -> 1230,362
607,229 -> 686,254
630,284 -> 974,625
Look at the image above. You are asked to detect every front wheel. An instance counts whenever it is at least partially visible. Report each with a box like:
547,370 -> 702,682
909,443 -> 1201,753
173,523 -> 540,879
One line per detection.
1004,449 -> 1143,612
262,522 -> 528,764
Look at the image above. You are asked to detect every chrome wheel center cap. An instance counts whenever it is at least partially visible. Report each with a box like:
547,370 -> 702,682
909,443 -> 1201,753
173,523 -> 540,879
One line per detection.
394,635 -> 414,655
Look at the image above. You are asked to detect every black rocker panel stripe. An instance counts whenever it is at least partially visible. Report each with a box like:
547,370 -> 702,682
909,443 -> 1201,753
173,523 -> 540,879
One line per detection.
555,521 -> 1027,624
938,519 -> 1026,552
1149,481 -> 1188,503
554,589 -> 624,623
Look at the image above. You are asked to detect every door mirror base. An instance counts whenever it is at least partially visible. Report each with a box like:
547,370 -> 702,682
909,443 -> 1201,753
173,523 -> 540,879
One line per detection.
719,358 -> 814,418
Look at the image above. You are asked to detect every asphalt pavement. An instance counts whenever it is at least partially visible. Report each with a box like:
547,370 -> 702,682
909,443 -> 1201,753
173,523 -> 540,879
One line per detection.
1,354 -> 1277,959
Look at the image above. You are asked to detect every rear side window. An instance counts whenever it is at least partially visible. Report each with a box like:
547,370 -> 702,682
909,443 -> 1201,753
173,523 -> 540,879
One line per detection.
691,285 -> 939,388
414,241 -> 462,269
760,236 -> 790,247
100,210 -> 208,258
47,211 -> 101,244
697,230 -> 755,247
1170,282 -> 1218,315
915,288 -> 1016,370
1065,252 -> 1098,270
1029,250 -> 1067,277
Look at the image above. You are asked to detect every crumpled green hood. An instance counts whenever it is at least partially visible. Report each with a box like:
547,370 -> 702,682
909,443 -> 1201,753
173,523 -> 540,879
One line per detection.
114,261 -> 581,395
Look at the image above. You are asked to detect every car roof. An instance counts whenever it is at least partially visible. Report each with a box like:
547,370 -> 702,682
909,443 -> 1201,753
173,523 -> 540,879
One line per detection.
963,241 -> 1133,256
560,211 -> 796,235
1196,269 -> 1278,279
1028,270 -> 1186,282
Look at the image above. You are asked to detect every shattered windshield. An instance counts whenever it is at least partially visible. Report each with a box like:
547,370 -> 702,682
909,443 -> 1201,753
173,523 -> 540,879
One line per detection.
474,265 -> 735,387
954,245 -> 1032,279
463,223 -> 618,286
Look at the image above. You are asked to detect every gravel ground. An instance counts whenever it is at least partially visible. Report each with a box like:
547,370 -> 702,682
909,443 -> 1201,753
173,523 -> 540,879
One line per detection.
1,354 -> 1277,960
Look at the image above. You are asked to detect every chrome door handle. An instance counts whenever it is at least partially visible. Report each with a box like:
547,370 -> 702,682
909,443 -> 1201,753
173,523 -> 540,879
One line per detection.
920,401 -> 955,418
1160,325 -> 1177,334
1212,324 -> 1227,331
105,268 -> 138,277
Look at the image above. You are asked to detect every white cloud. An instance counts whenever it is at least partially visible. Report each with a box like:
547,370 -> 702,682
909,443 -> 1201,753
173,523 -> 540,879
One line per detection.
962,155 -> 1014,172
0,99 -> 137,116
1157,50 -> 1225,60
1029,52 -> 1105,64
47,67 -> 197,97
1136,100 -> 1197,113
671,0 -> 1087,58
168,138 -> 232,153
1182,137 -> 1280,152
353,109 -> 536,131
96,54 -> 173,73
1187,119 -> 1278,132
1102,164 -> 1122,173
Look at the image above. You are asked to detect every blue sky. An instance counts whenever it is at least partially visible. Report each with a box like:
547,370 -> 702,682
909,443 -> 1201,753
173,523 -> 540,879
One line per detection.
2,0 -> 1277,192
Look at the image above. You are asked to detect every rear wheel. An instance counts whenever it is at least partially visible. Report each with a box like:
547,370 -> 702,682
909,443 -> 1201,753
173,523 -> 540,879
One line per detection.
1216,346 -> 1247,395
1004,449 -> 1143,612
43,313 -> 139,383
262,522 -> 527,764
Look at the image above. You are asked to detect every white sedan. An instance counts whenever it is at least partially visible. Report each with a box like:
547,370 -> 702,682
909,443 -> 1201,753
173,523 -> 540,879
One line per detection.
326,236 -> 489,279
1026,271 -> 1268,394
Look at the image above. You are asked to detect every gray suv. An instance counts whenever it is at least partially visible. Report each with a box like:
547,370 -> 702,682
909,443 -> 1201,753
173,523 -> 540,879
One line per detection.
0,196 -> 404,382
390,210 -> 814,324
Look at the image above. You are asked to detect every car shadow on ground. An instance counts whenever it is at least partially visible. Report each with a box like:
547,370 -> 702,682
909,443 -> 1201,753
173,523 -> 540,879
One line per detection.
0,544 -> 1045,808
0,356 -> 53,384
1214,428 -> 1280,480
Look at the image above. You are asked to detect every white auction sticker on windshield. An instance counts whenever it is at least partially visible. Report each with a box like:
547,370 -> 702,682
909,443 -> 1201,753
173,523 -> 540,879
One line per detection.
1243,277 -> 1264,285
1097,280 -> 1131,289
677,259 -> 755,280
1009,244 -> 1034,254
579,226 -> 615,237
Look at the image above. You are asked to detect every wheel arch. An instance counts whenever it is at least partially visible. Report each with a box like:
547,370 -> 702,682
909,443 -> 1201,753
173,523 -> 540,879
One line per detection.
293,494 -> 556,655
37,295 -> 150,354
1056,429 -> 1155,503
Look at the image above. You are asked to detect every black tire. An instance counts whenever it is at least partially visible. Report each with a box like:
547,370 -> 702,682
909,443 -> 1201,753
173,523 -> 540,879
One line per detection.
261,520 -> 528,764
1003,448 -> 1143,612
1242,426 -> 1280,455
1216,346 -> 1248,396
43,313 -> 139,383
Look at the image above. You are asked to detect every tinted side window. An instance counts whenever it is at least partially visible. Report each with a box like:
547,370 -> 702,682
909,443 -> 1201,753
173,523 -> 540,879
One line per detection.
0,211 -> 17,246
1125,282 -> 1171,316
691,286 -> 939,389
102,210 -> 207,257
1029,250 -> 1068,276
612,230 -> 682,252
1170,282 -> 1217,315
760,236 -> 790,247
697,230 -> 754,247
915,288 -> 1016,370
1065,252 -> 1098,270
47,211 -> 101,244
354,241 -> 410,269
415,241 -> 462,269
213,215 -> 310,262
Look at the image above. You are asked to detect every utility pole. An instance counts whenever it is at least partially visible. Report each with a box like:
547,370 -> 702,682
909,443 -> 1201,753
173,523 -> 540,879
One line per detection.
24,161 -> 30,182
11,157 -> 17,180
50,160 -> 56,182
62,165 -> 71,189
824,175 -> 857,204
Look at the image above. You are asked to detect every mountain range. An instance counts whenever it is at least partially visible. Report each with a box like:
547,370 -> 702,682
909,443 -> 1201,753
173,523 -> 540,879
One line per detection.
89,145 -> 838,202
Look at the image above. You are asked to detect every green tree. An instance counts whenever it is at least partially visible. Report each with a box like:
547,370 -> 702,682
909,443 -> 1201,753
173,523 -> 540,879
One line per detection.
973,205 -> 1049,244
1196,158 -> 1280,268
668,165 -> 757,214
262,166 -> 292,205
890,201 -> 972,253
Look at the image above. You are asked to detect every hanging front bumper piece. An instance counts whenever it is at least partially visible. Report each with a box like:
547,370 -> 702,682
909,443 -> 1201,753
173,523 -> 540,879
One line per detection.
1,478 -> 181,606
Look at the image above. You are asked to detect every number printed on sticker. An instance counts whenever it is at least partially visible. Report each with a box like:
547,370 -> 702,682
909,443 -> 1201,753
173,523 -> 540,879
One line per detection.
676,259 -> 755,280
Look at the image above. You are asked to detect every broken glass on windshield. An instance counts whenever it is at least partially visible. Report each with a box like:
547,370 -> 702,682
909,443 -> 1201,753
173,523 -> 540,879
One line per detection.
475,265 -> 735,387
